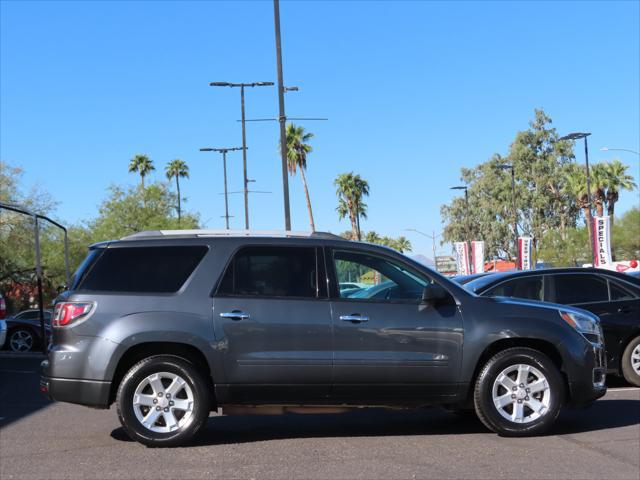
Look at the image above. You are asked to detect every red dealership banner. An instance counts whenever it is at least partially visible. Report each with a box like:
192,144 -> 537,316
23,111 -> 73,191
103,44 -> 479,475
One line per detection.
592,216 -> 613,268
454,242 -> 471,275
471,241 -> 485,274
517,237 -> 533,270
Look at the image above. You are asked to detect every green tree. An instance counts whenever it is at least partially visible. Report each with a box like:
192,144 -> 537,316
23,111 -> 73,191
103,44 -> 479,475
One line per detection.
335,172 -> 369,241
165,159 -> 189,224
604,159 -> 636,226
361,231 -> 412,253
612,207 -> 640,261
537,227 -> 590,267
285,123 -> 316,231
89,182 -> 199,242
441,109 -> 579,260
563,162 -> 592,234
128,154 -> 155,189
590,163 -> 609,218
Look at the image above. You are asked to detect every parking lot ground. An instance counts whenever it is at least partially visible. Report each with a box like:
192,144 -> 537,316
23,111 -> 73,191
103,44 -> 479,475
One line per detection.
1,354 -> 639,480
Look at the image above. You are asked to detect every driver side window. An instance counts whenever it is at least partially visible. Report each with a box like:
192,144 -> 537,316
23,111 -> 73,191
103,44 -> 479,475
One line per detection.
333,250 -> 429,303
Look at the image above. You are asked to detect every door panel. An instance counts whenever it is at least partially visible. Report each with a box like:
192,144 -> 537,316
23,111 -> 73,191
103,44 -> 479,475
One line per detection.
212,245 -> 332,403
329,248 -> 463,403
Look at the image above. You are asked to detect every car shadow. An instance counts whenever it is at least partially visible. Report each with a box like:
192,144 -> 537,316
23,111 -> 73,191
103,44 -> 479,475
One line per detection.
110,397 -> 639,446
0,354 -> 52,429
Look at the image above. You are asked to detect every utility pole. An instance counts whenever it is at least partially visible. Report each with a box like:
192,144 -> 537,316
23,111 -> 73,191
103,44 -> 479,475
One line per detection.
405,228 -> 442,261
273,0 -> 291,230
209,81 -> 273,229
200,147 -> 245,229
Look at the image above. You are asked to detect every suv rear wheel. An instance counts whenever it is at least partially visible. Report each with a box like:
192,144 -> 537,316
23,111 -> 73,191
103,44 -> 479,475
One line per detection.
474,347 -> 564,436
116,355 -> 211,447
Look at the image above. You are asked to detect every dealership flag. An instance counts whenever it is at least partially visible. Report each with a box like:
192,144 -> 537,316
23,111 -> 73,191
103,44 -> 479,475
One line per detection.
592,216 -> 613,268
471,241 -> 485,274
518,237 -> 533,270
454,242 -> 471,275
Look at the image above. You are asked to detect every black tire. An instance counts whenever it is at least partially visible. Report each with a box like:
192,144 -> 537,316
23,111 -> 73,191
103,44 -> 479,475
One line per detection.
621,336 -> 640,387
116,355 -> 211,447
8,328 -> 37,352
474,347 -> 565,437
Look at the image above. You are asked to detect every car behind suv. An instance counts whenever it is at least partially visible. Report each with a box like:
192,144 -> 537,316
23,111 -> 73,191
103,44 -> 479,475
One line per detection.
42,230 -> 606,447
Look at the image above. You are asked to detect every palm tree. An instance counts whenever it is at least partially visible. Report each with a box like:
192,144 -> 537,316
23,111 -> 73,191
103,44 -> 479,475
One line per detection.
604,159 -> 636,227
393,236 -> 412,253
128,154 -> 155,189
335,172 -> 370,241
285,123 -> 316,231
165,159 -> 190,223
564,163 -> 593,239
589,163 -> 609,218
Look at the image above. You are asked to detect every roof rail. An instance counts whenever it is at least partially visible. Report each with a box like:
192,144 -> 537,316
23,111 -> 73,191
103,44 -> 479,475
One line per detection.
120,229 -> 344,241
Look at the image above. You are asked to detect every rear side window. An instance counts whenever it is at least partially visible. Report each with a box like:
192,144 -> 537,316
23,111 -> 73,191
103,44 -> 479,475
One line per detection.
217,246 -> 320,298
485,276 -> 543,301
78,246 -> 208,293
609,281 -> 637,301
553,274 -> 608,304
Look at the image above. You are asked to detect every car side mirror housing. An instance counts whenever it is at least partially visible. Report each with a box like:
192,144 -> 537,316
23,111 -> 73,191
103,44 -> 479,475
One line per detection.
422,284 -> 449,305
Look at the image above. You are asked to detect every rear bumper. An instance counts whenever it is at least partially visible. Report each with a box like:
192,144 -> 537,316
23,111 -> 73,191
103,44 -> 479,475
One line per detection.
40,360 -> 111,409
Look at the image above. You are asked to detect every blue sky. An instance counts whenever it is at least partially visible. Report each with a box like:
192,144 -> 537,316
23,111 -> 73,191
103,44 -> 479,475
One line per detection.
1,0 -> 639,258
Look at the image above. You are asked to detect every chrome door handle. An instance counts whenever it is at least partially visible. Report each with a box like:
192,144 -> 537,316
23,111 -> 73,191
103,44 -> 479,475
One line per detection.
220,311 -> 250,321
340,314 -> 369,323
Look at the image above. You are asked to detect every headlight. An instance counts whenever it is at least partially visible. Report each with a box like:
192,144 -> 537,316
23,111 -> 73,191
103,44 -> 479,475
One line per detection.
559,310 -> 602,344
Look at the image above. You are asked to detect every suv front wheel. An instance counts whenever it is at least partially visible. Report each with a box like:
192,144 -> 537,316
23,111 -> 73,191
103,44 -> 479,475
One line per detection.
116,355 -> 211,447
474,347 -> 564,436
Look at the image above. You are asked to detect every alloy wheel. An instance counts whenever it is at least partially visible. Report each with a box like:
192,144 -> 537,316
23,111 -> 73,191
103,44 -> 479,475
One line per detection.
631,344 -> 640,376
132,371 -> 195,433
9,330 -> 34,352
491,363 -> 551,424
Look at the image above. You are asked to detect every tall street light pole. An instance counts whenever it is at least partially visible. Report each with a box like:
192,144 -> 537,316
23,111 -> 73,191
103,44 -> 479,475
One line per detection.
450,185 -> 469,244
273,0 -> 291,230
406,228 -> 441,261
209,82 -> 274,229
200,147 -> 245,229
497,164 -> 519,267
559,132 -> 594,261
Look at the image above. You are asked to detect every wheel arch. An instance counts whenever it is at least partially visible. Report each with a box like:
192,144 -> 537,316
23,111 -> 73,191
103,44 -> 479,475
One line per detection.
460,338 -> 567,408
109,342 -> 215,406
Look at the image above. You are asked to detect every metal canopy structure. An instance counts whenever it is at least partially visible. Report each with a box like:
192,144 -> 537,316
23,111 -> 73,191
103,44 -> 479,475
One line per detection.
0,202 -> 71,354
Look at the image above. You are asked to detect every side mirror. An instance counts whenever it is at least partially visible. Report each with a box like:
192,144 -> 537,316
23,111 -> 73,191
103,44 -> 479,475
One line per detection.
422,284 -> 449,305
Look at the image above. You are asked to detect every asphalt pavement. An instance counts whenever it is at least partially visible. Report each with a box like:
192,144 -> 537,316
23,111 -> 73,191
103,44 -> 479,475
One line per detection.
1,354 -> 639,480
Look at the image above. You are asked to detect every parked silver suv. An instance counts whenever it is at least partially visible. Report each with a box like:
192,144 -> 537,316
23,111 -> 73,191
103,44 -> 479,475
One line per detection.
42,230 -> 606,447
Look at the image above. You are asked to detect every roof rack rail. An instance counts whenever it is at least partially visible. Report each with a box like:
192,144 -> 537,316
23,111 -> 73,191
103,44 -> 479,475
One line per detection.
120,229 -> 344,241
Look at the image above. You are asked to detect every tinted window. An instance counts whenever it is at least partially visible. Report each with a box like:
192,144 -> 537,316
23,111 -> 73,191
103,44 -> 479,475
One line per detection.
609,281 -> 636,301
554,274 -> 608,304
485,277 -> 543,301
217,246 -> 319,298
333,250 -> 429,302
78,246 -> 208,293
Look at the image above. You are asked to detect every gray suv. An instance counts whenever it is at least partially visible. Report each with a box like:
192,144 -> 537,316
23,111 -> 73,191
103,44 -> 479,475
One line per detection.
41,230 -> 606,447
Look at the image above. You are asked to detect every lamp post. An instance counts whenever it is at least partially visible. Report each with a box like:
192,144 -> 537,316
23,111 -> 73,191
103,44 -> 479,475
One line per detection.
209,82 -> 274,229
559,132 -> 594,261
200,147 -> 245,229
497,164 -> 519,267
450,185 -> 469,243
600,147 -> 639,156
406,228 -> 441,262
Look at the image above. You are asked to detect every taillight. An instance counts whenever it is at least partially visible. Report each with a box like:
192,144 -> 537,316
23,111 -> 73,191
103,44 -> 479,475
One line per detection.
0,297 -> 6,319
53,302 -> 94,327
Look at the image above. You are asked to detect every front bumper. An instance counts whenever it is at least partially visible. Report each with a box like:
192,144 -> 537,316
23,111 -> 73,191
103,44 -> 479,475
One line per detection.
566,343 -> 607,408
40,360 -> 111,409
